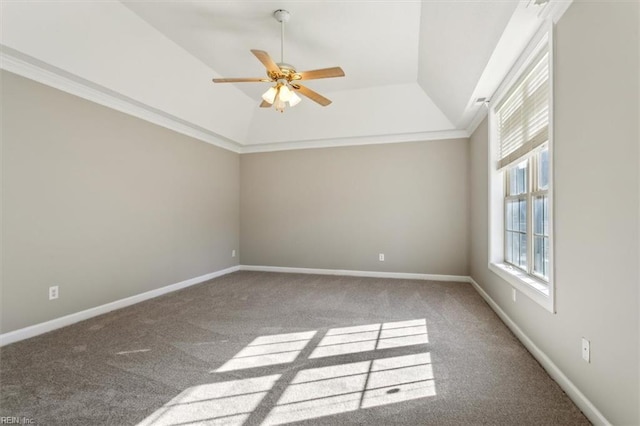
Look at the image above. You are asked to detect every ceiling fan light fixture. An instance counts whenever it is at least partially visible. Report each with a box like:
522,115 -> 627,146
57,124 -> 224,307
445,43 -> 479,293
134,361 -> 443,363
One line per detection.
278,84 -> 293,102
274,96 -> 286,113
263,83 -> 301,111
262,86 -> 278,104
288,91 -> 302,107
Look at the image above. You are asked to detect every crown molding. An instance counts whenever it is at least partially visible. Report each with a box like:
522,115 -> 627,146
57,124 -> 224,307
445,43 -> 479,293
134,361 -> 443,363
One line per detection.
0,45 -> 243,154
463,0 -> 573,140
240,129 -> 470,154
539,0 -> 574,24
1,45 -> 473,154
466,106 -> 489,137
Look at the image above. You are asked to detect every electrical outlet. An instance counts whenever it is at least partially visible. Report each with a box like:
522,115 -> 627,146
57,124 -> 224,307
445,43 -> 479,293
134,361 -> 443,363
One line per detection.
581,338 -> 590,363
49,286 -> 59,300
512,288 -> 517,302
379,253 -> 385,261
232,249 -> 236,258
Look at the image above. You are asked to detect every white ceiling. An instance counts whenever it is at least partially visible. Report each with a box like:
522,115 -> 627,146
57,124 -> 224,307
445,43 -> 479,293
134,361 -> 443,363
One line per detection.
418,0 -> 519,127
0,0 -> 561,152
121,1 -> 423,99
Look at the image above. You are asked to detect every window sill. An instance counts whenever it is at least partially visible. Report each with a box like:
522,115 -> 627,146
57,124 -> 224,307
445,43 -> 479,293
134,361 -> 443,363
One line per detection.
488,262 -> 554,313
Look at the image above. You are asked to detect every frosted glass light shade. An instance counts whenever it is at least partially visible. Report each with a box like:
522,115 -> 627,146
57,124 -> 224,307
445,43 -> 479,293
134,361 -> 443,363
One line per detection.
262,84 -> 301,111
288,91 -> 302,107
262,86 -> 277,104
278,84 -> 292,102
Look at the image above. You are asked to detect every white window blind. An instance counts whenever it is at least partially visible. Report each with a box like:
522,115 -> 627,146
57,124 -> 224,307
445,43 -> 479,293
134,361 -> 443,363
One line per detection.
496,46 -> 550,169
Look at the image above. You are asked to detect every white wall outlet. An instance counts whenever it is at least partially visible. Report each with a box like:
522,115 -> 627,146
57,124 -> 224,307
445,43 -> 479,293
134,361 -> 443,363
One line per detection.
379,253 -> 385,261
512,288 -> 517,302
232,249 -> 236,258
49,285 -> 59,300
581,338 -> 590,363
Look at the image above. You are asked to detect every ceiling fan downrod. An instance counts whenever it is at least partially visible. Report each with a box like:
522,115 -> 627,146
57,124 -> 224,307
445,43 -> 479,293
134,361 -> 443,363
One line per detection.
273,9 -> 290,65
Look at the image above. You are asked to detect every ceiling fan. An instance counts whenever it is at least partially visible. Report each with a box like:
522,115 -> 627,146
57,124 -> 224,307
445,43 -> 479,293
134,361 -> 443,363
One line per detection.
212,9 -> 345,112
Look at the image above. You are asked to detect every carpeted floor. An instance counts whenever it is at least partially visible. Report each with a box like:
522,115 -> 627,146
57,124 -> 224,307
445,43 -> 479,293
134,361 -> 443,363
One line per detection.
0,271 -> 590,425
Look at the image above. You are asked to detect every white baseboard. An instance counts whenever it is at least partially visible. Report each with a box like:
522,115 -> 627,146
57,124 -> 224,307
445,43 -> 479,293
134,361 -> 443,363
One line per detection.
0,265 -> 240,347
0,264 -> 611,426
239,264 -> 468,282
466,276 -> 611,426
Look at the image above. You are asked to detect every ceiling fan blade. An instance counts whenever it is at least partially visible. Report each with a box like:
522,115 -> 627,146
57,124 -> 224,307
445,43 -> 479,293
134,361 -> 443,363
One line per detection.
297,67 -> 345,80
292,84 -> 332,106
259,100 -> 271,108
251,49 -> 281,74
212,77 -> 270,83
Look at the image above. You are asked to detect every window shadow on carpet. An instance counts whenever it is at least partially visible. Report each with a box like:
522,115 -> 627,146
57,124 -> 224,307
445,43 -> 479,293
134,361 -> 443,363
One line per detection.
137,319 -> 435,425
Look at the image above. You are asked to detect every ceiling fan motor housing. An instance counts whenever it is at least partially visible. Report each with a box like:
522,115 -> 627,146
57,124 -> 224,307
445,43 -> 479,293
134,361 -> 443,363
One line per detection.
274,63 -> 301,82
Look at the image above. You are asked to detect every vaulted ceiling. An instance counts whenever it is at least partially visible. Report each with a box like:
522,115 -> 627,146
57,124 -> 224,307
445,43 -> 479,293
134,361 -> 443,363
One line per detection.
0,0 -> 559,152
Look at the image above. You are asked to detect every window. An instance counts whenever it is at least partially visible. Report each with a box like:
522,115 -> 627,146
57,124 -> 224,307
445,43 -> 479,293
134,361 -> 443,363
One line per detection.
504,147 -> 549,280
505,159 -> 528,270
488,26 -> 554,313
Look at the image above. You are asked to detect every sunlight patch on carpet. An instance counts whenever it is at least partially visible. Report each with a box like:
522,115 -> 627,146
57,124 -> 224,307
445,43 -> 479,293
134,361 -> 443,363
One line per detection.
309,319 -> 428,358
137,375 -> 281,426
215,331 -> 316,372
263,352 -> 435,425
140,320 -> 434,426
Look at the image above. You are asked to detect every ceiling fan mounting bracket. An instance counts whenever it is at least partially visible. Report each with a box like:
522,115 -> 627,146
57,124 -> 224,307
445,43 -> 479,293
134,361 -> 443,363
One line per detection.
273,9 -> 291,24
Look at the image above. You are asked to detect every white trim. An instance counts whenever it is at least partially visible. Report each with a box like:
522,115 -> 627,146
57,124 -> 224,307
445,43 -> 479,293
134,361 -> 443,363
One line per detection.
466,105 -> 489,136
466,0 -> 574,140
491,23 -> 552,114
487,22 -> 556,313
0,265 -> 240,347
467,276 -> 611,426
488,262 -> 553,312
1,45 -> 471,154
239,264 -> 468,282
239,130 -> 469,154
0,262 -> 611,426
0,46 -> 243,154
540,0 -> 574,24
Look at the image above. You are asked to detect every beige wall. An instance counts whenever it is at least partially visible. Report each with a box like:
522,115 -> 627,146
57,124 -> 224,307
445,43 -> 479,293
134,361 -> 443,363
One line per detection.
241,140 -> 469,275
1,71 -> 240,333
3,1 -> 638,420
469,1 -> 639,424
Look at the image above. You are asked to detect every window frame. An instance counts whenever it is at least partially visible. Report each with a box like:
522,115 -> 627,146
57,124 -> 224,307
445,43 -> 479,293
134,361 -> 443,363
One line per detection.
503,147 -> 550,279
488,22 -> 555,313
531,147 -> 550,280
504,159 -> 529,272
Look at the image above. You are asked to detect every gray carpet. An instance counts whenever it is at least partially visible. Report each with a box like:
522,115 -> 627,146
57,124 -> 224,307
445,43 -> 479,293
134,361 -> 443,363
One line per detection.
0,271 -> 589,425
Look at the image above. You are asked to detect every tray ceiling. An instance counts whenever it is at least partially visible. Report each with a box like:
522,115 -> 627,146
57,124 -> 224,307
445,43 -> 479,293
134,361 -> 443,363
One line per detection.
1,0 -> 560,152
